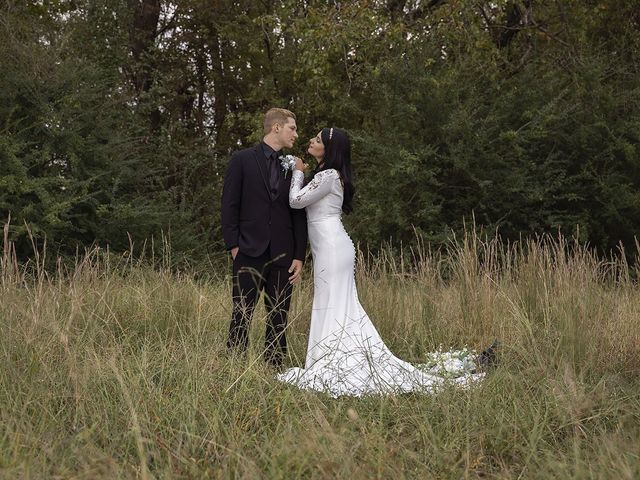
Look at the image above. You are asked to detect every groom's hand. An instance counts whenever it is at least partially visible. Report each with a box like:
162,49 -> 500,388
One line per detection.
231,247 -> 239,260
288,259 -> 303,284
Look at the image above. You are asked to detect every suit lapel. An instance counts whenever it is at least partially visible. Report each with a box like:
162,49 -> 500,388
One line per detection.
277,152 -> 297,200
253,145 -> 270,195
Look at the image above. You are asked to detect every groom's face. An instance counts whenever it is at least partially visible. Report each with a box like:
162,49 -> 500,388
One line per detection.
276,118 -> 298,149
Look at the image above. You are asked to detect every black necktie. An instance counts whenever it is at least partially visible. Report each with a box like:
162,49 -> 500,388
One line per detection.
268,152 -> 279,199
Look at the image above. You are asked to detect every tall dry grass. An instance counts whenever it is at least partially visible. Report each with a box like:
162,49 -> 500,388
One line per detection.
1,225 -> 639,479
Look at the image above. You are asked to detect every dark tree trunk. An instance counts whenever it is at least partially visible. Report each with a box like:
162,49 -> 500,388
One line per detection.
127,0 -> 161,130
496,1 -> 532,49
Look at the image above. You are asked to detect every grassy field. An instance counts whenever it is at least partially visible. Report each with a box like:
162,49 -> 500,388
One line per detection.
1,231 -> 639,479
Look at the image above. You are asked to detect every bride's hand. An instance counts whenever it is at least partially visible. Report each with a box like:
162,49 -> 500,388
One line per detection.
294,157 -> 308,172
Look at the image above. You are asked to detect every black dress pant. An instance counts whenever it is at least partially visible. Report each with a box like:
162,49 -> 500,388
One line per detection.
227,249 -> 292,366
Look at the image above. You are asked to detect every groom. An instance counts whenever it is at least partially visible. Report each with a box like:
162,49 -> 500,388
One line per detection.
221,108 -> 308,367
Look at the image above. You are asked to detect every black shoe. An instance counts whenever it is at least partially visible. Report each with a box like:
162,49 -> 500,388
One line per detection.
475,339 -> 500,371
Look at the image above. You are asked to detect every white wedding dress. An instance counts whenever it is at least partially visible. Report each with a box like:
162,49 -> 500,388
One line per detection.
277,169 -> 482,397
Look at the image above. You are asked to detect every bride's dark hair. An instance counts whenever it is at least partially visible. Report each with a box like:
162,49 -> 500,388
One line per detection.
314,127 -> 355,214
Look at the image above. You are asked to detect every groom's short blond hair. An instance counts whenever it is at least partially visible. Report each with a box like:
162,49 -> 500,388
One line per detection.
264,108 -> 296,135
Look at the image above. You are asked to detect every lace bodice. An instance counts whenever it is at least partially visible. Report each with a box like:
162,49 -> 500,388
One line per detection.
289,169 -> 343,221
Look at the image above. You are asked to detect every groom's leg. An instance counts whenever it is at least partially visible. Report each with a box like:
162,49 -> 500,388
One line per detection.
264,266 -> 293,367
227,251 -> 268,354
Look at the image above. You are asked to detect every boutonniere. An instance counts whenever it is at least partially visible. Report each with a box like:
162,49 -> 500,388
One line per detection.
279,154 -> 296,178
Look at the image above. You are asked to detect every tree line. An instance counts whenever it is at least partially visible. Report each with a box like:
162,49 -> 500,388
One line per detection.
1,0 -> 639,262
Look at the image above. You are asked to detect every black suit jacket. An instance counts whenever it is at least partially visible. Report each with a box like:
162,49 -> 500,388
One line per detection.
221,144 -> 307,266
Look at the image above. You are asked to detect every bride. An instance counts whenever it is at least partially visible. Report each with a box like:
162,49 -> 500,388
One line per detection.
277,127 -> 483,397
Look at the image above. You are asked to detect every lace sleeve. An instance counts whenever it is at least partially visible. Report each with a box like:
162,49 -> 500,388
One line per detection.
289,169 -> 339,209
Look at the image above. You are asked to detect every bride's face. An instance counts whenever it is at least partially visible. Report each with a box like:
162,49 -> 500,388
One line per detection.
308,131 -> 325,160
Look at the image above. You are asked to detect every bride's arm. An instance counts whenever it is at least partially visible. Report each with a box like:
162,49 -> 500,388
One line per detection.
289,169 -> 338,209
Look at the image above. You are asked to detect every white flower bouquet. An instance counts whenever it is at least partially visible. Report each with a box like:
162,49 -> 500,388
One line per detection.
422,345 -> 478,379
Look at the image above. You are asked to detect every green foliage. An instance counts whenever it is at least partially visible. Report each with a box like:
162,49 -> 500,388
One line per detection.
0,1 -> 200,258
2,0 -> 640,259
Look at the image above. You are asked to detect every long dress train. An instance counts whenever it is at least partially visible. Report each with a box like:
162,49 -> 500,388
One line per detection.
277,168 -> 482,397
